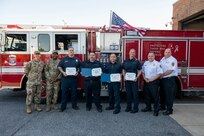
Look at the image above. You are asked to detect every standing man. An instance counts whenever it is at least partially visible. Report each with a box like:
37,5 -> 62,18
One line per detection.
104,53 -> 122,114
45,50 -> 61,112
160,48 -> 178,115
24,51 -> 44,114
81,52 -> 103,112
141,52 -> 163,116
58,47 -> 81,112
123,49 -> 142,113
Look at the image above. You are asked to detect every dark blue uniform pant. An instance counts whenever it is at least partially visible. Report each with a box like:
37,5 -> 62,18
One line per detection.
125,81 -> 139,110
161,77 -> 176,112
159,79 -> 166,109
61,78 -> 77,110
108,82 -> 121,110
84,80 -> 101,109
143,79 -> 160,113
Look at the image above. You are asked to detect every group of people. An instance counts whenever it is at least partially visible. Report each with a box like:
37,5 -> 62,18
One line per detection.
24,47 -> 178,116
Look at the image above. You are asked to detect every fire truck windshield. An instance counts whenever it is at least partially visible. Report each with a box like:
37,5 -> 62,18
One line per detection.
5,34 -> 27,51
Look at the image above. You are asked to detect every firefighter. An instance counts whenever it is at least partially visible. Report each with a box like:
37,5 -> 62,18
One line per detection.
160,48 -> 178,115
141,52 -> 163,116
123,48 -> 142,113
58,46 -> 81,112
104,53 -> 122,114
24,51 -> 44,114
45,50 -> 61,112
81,52 -> 103,112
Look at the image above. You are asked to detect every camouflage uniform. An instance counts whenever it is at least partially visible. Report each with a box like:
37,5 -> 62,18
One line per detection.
25,59 -> 44,106
45,58 -> 61,107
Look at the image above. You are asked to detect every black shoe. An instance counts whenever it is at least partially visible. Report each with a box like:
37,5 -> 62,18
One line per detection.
97,108 -> 102,113
163,110 -> 173,115
113,109 -> 120,114
160,106 -> 166,111
130,109 -> 138,113
72,106 -> 79,110
105,106 -> 114,110
141,108 -> 152,112
59,108 -> 65,112
125,108 -> 131,112
86,107 -> 91,111
153,112 -> 159,116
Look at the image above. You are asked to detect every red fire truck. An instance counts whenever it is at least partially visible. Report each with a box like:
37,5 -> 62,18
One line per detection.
0,25 -> 204,97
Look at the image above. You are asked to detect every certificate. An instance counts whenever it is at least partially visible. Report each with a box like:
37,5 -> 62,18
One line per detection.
66,67 -> 76,75
81,68 -> 92,77
92,68 -> 102,77
125,72 -> 136,81
110,74 -> 121,82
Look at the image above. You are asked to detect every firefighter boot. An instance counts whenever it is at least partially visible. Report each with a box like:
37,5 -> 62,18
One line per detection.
46,105 -> 51,112
34,104 -> 42,112
26,105 -> 32,114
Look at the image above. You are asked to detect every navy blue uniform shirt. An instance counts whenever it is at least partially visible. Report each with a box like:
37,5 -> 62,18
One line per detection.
123,58 -> 142,75
58,56 -> 81,78
81,60 -> 102,81
104,61 -> 122,74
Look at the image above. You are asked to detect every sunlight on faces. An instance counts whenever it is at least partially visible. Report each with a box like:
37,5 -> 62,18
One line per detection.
164,48 -> 172,58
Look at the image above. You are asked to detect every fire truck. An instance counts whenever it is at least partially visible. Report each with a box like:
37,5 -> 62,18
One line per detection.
0,25 -> 204,97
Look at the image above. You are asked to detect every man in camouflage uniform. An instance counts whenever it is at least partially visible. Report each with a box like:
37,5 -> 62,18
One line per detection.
24,51 -> 44,114
45,50 -> 61,112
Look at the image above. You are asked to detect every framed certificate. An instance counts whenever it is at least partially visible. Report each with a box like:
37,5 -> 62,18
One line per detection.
125,73 -> 136,81
110,73 -> 121,82
66,67 -> 76,75
92,68 -> 102,77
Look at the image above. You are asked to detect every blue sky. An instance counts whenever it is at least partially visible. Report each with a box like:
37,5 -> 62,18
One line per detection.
0,0 -> 177,30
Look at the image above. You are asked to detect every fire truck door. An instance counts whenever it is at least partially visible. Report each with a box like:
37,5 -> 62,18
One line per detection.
188,40 -> 204,88
123,39 -> 140,60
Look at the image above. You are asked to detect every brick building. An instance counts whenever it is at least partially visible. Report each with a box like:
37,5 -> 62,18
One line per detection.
172,0 -> 204,30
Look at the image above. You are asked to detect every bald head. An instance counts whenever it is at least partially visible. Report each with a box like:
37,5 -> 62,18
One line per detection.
164,48 -> 172,58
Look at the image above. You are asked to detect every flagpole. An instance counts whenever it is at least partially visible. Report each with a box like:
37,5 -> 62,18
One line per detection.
109,10 -> 113,30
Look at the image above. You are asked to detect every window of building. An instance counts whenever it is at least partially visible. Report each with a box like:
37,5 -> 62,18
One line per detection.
5,34 -> 27,51
38,34 -> 50,52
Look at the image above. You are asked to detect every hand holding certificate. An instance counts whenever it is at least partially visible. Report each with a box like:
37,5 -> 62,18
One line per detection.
92,68 -> 102,77
125,72 -> 136,81
66,67 -> 77,76
110,74 -> 121,82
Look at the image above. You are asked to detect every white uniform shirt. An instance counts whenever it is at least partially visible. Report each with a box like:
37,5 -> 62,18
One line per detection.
160,56 -> 178,78
142,60 -> 163,79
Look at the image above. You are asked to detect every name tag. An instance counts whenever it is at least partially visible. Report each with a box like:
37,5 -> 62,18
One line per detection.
125,72 -> 136,81
110,73 -> 121,82
92,68 -> 102,77
66,67 -> 76,75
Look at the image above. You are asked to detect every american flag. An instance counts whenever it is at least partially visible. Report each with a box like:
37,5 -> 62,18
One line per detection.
110,11 -> 146,36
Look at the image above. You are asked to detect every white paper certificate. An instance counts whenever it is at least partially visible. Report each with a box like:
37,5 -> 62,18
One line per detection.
125,73 -> 136,81
66,67 -> 76,75
110,74 -> 121,82
92,68 -> 102,77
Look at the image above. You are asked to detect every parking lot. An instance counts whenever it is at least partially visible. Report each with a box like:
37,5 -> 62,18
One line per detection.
1,89 -> 203,136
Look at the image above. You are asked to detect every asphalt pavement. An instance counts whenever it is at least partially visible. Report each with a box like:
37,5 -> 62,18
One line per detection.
0,89 -> 192,136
